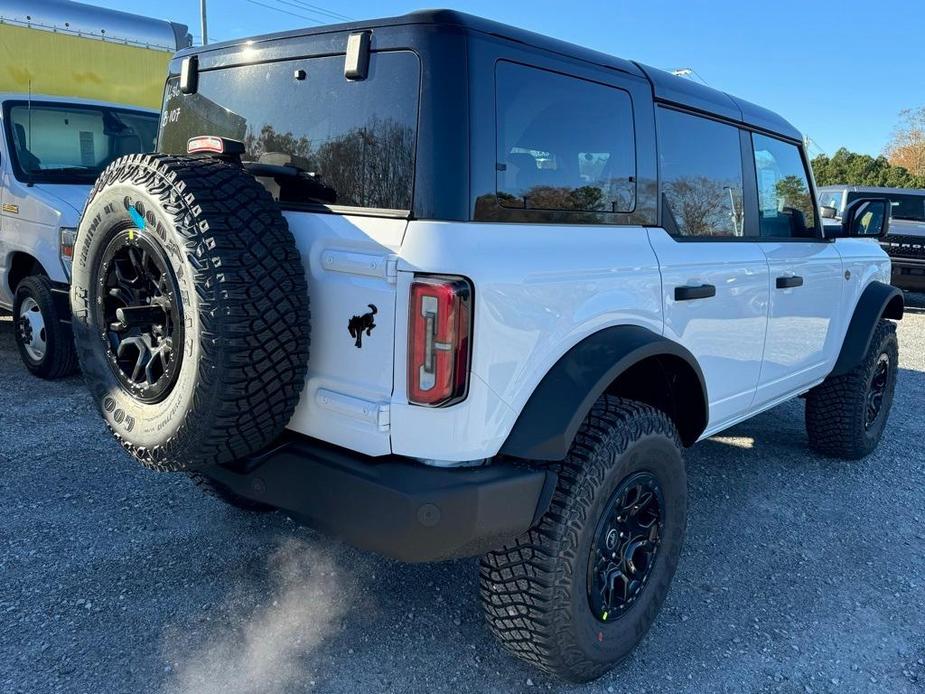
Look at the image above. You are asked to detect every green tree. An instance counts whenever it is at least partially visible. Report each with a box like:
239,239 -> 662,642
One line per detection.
811,147 -> 925,188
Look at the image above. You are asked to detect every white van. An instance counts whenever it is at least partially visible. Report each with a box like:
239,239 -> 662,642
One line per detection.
0,0 -> 188,377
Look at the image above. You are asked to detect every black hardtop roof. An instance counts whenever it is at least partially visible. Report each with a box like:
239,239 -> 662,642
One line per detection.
178,9 -> 802,143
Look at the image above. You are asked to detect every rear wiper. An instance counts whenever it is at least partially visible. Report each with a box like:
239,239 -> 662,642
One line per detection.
244,162 -> 337,205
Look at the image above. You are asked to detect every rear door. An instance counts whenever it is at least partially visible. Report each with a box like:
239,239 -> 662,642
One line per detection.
749,133 -> 845,406
158,50 -> 422,455
648,107 -> 770,432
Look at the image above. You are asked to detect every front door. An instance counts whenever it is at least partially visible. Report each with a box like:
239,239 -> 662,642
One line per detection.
749,132 -> 845,406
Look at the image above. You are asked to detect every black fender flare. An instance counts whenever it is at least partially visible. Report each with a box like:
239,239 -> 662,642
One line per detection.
500,325 -> 708,461
831,280 -> 904,377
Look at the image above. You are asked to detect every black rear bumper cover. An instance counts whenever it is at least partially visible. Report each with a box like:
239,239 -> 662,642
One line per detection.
203,434 -> 556,562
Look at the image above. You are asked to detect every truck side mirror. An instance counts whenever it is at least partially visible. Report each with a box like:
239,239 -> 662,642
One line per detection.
840,197 -> 890,239
820,205 -> 837,219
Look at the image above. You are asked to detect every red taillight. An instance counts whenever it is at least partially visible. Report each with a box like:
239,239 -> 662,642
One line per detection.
408,275 -> 472,407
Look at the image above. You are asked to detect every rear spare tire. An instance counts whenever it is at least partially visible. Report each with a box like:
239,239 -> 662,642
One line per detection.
70,153 -> 309,471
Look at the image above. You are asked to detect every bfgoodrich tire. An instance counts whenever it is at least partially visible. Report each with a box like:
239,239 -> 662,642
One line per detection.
480,397 -> 687,683
71,153 -> 309,471
806,319 -> 898,460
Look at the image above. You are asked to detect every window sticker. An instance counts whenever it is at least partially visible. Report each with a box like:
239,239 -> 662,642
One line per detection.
79,131 -> 95,167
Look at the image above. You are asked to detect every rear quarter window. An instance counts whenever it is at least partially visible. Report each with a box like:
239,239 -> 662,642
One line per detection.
491,61 -> 637,221
158,50 -> 420,212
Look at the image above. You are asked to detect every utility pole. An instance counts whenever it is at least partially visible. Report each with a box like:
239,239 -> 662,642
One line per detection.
200,0 -> 208,45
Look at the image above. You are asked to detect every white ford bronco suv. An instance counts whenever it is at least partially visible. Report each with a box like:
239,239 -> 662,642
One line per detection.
70,11 -> 904,682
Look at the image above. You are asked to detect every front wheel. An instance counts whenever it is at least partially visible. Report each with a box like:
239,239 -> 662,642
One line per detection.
806,319 -> 898,459
480,397 -> 687,683
13,275 -> 79,380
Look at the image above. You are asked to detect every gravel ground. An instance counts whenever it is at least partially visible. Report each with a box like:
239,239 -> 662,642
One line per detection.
1,298 -> 923,694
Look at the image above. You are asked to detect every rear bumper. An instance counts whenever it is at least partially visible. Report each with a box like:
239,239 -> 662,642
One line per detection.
202,435 -> 556,562
891,258 -> 925,291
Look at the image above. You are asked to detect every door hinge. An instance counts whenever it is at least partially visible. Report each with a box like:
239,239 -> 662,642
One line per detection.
385,255 -> 399,284
376,403 -> 391,431
315,388 -> 390,432
321,250 -> 399,284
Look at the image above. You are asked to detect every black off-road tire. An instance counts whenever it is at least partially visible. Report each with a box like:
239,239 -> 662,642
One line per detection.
71,153 -> 309,472
806,319 -> 898,460
188,472 -> 276,513
480,397 -> 687,683
12,275 -> 79,379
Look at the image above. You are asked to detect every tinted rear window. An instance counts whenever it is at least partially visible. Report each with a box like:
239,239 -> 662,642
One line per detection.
495,61 -> 636,215
159,51 -> 420,211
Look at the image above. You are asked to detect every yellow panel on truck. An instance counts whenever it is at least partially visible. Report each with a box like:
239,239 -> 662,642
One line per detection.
0,0 -> 191,109
0,23 -> 171,109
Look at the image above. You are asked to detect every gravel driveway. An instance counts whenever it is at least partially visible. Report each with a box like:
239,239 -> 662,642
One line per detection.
1,298 -> 923,694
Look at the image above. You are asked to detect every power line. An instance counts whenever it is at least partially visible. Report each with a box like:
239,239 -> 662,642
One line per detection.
284,0 -> 352,22
272,0 -> 343,24
245,0 -> 322,24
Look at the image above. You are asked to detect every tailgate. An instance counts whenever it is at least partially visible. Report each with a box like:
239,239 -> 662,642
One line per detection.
284,211 -> 405,456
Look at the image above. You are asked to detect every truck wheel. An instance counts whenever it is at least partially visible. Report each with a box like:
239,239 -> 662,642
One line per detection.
806,319 -> 898,460
188,472 -> 276,513
13,275 -> 79,379
70,153 -> 309,472
480,397 -> 687,683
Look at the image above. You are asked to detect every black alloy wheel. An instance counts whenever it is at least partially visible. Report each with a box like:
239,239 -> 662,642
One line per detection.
865,353 -> 890,430
587,471 -> 664,622
96,229 -> 184,403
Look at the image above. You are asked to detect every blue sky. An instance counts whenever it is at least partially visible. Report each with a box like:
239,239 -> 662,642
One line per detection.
93,0 -> 923,157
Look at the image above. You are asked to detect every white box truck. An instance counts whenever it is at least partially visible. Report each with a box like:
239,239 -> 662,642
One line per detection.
0,0 -> 189,377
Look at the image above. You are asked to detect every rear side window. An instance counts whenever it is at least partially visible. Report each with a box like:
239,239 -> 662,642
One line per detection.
495,61 -> 636,214
752,133 -> 818,238
158,51 -> 420,211
657,108 -> 745,238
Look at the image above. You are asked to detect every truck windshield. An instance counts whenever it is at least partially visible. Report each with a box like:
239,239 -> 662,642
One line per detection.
847,191 -> 925,222
157,51 -> 420,212
4,102 -> 159,185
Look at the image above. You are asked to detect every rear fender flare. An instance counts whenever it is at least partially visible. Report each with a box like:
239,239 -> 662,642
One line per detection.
500,325 -> 707,461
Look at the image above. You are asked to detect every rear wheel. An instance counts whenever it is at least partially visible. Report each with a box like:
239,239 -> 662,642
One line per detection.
71,153 -> 310,472
13,275 -> 78,379
480,397 -> 687,682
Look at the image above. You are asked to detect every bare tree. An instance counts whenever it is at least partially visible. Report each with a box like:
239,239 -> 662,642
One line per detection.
884,107 -> 925,178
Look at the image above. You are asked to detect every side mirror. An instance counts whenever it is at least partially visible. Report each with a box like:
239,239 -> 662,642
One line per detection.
840,197 -> 891,239
820,205 -> 837,219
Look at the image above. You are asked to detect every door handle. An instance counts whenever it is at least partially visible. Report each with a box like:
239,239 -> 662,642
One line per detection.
674,284 -> 716,301
776,275 -> 804,289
